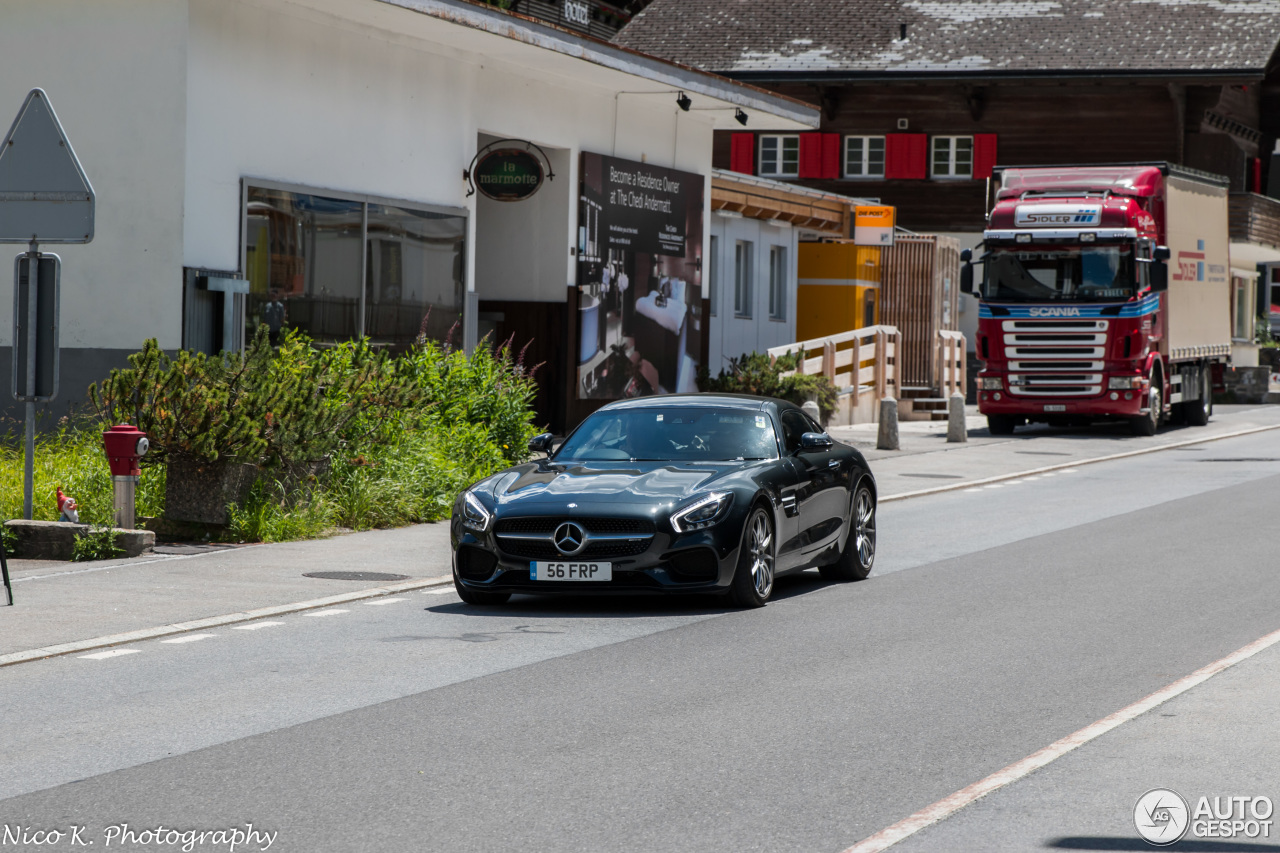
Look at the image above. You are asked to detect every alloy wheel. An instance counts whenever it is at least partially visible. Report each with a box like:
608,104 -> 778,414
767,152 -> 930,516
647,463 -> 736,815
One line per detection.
748,511 -> 774,598
855,489 -> 876,569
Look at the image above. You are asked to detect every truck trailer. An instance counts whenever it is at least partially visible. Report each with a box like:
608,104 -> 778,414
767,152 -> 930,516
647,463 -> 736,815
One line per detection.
962,163 -> 1232,436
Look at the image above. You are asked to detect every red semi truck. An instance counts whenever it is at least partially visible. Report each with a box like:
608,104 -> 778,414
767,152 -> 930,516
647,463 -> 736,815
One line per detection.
961,163 -> 1232,436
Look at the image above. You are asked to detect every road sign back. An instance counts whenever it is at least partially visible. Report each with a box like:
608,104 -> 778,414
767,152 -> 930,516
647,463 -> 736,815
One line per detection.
0,89 -> 94,244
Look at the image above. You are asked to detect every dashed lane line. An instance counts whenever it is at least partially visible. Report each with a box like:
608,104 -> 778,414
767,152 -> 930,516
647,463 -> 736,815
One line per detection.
160,634 -> 217,644
231,621 -> 285,631
362,598 -> 408,606
307,609 -> 350,618
0,575 -> 453,669
77,649 -> 140,661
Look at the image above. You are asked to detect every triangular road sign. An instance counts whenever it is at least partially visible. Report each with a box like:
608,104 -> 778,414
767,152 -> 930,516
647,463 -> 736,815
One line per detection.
0,88 -> 94,244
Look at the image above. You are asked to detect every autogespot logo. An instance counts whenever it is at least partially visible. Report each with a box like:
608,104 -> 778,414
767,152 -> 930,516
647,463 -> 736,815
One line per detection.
1135,788 -> 1190,846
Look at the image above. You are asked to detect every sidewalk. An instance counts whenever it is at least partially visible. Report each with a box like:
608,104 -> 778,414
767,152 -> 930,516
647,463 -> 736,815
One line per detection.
2,404 -> 1278,665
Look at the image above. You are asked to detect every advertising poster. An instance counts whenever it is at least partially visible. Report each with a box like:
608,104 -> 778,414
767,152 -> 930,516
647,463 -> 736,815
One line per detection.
576,152 -> 704,400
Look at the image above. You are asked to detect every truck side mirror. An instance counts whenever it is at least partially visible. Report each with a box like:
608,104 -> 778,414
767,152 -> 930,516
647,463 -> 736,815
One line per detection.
960,248 -> 972,263
1149,260 -> 1168,292
960,262 -> 975,295
1153,245 -> 1171,261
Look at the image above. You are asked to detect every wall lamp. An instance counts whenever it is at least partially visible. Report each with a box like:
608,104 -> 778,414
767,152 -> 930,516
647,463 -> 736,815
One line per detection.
735,108 -> 748,126
676,92 -> 692,112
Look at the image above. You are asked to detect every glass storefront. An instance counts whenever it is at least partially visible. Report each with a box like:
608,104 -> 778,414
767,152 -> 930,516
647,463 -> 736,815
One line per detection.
244,184 -> 465,348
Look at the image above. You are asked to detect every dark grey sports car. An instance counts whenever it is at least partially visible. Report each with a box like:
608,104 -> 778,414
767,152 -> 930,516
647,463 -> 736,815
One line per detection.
449,394 -> 877,607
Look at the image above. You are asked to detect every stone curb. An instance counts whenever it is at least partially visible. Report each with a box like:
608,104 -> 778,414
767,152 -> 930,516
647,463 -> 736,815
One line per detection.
0,574 -> 453,668
880,423 -> 1280,503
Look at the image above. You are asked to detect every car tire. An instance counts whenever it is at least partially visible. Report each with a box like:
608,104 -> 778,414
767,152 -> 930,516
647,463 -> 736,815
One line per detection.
820,483 -> 876,582
728,505 -> 775,608
987,414 -> 1017,435
454,575 -> 511,606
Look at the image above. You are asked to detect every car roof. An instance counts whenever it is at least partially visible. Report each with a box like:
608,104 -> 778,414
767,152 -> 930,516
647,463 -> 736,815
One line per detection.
599,393 -> 790,412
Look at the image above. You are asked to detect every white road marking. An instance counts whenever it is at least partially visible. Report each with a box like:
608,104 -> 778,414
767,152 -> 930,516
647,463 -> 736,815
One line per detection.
1059,468 -> 1078,473
985,484 -> 1004,488
363,598 -> 407,605
159,634 -> 216,644
422,588 -> 456,595
963,488 -> 983,494
1039,471 -> 1057,477
307,609 -> 350,617
231,621 -> 284,631
841,623 -> 1280,852
78,649 -> 140,660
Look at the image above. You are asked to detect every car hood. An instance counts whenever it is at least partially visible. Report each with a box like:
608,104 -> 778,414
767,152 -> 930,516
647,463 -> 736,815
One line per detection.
486,460 -> 752,511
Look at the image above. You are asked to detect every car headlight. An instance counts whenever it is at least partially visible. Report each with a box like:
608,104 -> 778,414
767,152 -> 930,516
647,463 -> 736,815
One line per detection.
1108,376 -> 1144,390
979,377 -> 1003,390
671,492 -> 732,533
461,490 -> 492,533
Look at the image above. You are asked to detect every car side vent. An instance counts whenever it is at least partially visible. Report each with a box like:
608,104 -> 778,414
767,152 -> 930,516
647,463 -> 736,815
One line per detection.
667,548 -> 718,581
456,546 -> 498,579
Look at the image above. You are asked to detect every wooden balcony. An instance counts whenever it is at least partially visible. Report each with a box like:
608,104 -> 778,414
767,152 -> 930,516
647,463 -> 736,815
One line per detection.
1229,192 -> 1280,250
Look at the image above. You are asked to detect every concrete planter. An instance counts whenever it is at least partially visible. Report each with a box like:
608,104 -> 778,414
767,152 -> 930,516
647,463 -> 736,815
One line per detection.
3,520 -> 154,560
164,456 -> 260,526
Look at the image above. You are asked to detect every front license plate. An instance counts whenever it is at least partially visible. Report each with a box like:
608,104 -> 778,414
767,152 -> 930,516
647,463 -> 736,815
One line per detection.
1043,405 -> 1066,412
531,561 -> 612,581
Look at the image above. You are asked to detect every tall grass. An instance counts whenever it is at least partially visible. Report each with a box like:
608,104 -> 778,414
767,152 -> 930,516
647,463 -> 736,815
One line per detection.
0,422 -> 165,525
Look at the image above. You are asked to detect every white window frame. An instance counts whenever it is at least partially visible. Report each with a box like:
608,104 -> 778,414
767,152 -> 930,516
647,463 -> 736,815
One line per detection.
768,245 -> 787,321
758,134 -> 800,178
735,240 -> 753,318
843,136 -> 886,178
708,234 -> 719,316
931,136 -> 974,179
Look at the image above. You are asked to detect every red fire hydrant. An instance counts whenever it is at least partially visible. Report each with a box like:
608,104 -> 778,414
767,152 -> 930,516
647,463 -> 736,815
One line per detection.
102,424 -> 150,529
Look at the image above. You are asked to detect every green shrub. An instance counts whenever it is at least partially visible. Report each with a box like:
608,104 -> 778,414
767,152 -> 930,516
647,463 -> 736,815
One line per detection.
1,524 -> 16,557
72,526 -> 123,562
698,351 -> 838,423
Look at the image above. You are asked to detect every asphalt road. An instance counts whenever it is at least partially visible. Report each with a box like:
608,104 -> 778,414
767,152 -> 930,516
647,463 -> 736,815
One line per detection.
3,432 -> 1280,852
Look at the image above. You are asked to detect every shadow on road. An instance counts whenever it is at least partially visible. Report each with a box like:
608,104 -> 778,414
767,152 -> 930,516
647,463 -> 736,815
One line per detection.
1048,837 -> 1280,851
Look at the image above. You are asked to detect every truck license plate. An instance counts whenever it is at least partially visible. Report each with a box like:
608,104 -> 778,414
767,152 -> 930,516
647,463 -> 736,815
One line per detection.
531,561 -> 612,581
1043,405 -> 1066,412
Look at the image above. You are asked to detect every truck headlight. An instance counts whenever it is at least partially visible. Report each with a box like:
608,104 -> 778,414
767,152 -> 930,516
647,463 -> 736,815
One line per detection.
979,377 -> 1003,390
461,490 -> 492,532
1108,376 -> 1144,390
671,492 -> 732,533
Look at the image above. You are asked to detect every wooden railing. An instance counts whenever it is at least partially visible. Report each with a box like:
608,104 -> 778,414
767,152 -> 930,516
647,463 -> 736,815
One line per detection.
936,330 -> 967,398
767,325 -> 900,401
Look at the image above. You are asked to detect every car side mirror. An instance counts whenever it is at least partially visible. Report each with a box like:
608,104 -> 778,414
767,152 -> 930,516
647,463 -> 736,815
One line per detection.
799,432 -> 833,451
528,433 -> 554,453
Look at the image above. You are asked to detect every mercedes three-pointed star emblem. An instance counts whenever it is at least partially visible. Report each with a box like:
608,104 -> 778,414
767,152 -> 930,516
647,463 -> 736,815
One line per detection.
553,521 -> 587,556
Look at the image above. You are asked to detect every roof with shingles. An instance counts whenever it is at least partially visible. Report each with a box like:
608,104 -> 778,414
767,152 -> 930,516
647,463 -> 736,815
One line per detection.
613,0 -> 1280,77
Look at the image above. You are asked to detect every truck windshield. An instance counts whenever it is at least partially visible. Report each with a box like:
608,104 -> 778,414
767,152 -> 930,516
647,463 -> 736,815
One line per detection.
984,245 -> 1137,302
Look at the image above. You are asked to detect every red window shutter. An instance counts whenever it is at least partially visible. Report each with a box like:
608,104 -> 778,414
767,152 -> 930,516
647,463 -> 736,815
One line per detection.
821,133 -> 842,179
1251,157 -> 1262,192
730,133 -> 755,175
973,134 -> 998,179
885,134 -> 928,179
798,133 -> 823,179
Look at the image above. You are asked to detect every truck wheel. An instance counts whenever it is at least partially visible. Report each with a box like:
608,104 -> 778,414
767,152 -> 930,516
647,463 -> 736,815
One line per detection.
987,415 -> 1017,436
1185,369 -> 1211,426
1130,384 -> 1160,436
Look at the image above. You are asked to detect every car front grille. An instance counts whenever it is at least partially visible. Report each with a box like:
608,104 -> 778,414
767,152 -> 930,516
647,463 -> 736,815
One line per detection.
494,516 -> 655,560
494,517 -> 655,535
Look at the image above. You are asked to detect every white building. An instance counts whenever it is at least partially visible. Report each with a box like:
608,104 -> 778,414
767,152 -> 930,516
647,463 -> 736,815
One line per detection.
0,0 -> 816,431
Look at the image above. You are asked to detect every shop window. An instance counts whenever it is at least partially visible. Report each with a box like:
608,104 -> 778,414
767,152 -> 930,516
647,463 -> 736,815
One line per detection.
769,246 -> 787,321
735,240 -> 753,317
759,135 -> 800,178
845,136 -> 886,178
931,136 -> 974,179
243,183 -> 465,349
708,234 -> 719,316
1232,274 -> 1254,340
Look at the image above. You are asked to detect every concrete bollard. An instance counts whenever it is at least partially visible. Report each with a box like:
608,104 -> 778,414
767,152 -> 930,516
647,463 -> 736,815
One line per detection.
877,397 -> 899,450
801,400 -> 821,425
947,392 -> 968,443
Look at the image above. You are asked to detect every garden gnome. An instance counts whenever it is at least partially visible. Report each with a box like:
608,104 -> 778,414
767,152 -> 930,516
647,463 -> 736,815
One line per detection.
56,488 -> 79,523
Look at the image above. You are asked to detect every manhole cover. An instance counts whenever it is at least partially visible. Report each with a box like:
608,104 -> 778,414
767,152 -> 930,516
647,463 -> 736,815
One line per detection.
303,571 -> 411,582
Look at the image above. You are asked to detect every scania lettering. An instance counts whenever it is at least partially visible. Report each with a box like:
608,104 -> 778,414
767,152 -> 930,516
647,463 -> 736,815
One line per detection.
961,163 -> 1232,436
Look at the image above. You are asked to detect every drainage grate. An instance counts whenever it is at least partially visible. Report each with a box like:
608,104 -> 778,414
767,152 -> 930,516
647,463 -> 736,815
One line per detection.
303,571 -> 411,582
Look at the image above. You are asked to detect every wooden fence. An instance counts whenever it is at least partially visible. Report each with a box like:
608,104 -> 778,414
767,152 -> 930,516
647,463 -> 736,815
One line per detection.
936,330 -> 967,398
767,325 -> 900,424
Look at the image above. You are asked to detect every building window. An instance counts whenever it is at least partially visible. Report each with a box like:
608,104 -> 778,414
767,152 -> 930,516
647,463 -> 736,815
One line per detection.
1232,274 -> 1254,340
844,136 -> 886,178
734,240 -> 753,317
244,183 -> 466,348
768,246 -> 787,321
759,135 -> 799,177
931,136 -> 974,179
708,235 -> 719,316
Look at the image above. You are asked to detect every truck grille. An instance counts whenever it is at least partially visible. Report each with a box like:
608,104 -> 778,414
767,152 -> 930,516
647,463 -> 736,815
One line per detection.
1000,319 -> 1107,397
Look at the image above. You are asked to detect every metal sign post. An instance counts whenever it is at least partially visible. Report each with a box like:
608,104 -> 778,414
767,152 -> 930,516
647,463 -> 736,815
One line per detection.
0,530 -> 11,606
0,88 -> 94,521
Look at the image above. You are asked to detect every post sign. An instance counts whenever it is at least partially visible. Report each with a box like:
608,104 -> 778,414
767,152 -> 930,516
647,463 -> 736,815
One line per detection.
0,89 -> 95,244
854,205 -> 895,247
12,253 -> 59,401
473,148 -> 545,202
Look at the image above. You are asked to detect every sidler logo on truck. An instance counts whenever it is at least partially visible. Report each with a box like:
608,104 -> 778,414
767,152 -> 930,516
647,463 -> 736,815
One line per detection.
1014,204 -> 1102,226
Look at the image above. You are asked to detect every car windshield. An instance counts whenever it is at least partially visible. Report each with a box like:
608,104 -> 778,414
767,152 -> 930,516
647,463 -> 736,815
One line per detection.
554,407 -> 780,463
984,244 -> 1137,302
